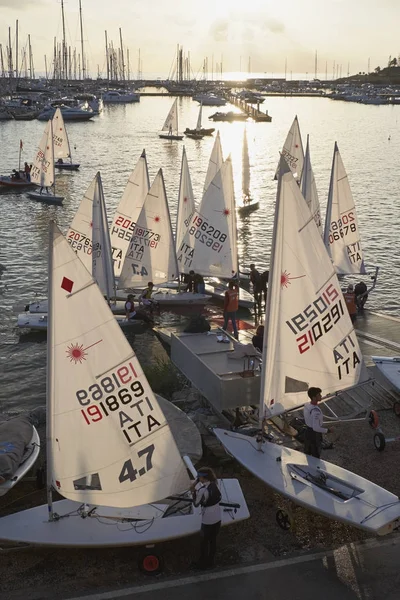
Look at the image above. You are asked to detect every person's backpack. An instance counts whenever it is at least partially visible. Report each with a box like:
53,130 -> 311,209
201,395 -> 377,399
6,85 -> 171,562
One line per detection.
184,315 -> 210,333
200,482 -> 222,507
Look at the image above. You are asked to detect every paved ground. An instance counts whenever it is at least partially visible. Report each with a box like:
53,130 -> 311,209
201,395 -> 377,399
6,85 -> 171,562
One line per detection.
66,536 -> 400,600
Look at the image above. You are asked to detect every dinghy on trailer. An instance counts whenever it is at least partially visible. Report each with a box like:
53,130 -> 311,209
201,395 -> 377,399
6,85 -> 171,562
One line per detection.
0,222 -> 249,547
26,120 -> 64,205
52,108 -> 80,170
214,157 -> 400,536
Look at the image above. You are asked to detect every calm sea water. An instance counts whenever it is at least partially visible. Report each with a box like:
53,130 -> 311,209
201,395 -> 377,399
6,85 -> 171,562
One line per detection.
1,94 -> 399,412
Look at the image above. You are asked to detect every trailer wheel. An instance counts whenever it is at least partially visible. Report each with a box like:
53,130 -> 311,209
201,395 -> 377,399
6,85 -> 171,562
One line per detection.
393,402 -> 400,418
276,508 -> 293,531
138,552 -> 164,575
374,432 -> 386,452
368,410 -> 379,429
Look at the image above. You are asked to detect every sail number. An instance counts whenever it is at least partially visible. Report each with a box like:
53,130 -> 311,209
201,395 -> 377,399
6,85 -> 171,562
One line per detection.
119,444 -> 154,483
190,216 -> 227,242
285,284 -> 346,354
329,212 -> 357,244
68,229 -> 92,254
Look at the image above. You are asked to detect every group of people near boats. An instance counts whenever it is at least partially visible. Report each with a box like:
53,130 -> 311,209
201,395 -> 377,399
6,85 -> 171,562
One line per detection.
10,162 -> 32,182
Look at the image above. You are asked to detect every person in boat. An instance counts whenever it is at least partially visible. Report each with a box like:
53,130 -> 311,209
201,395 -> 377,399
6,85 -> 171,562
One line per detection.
24,162 -> 31,182
57,158 -> 64,164
194,272 -> 205,294
303,387 -> 332,458
139,282 -> 155,310
343,284 -> 357,323
185,270 -> 196,293
354,281 -> 368,311
223,280 -> 239,340
190,467 -> 222,570
11,169 -> 21,181
125,293 -> 153,325
249,264 -> 262,307
252,325 -> 264,352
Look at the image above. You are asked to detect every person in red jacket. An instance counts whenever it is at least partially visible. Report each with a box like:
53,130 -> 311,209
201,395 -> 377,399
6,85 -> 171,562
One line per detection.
223,281 -> 239,339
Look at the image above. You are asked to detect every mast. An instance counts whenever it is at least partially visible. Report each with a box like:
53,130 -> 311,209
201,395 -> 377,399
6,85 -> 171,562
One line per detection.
46,221 -> 55,520
44,55 -> 48,81
52,37 -> 56,80
119,28 -> 125,81
0,45 -> 4,78
105,31 -> 109,84
61,0 -> 67,79
137,48 -> 140,80
127,48 -> 130,81
8,27 -> 13,78
79,0 -> 85,79
15,20 -> 18,79
323,142 -> 338,252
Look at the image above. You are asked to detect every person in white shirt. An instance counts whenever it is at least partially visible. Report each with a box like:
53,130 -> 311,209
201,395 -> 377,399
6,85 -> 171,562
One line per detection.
303,387 -> 332,458
190,467 -> 222,569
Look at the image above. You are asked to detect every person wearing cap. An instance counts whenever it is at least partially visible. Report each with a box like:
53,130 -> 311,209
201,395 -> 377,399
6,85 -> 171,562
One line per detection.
303,387 -> 332,458
343,284 -> 357,323
190,467 -> 222,569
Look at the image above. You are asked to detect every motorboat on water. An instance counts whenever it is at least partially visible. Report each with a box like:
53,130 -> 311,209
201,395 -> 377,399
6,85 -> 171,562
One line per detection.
38,103 -> 94,122
102,90 -> 140,103
193,93 -> 226,106
209,111 -> 248,122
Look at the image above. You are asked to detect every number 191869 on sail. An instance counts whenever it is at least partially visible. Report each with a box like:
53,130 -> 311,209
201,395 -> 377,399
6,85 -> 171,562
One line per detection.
75,359 -> 161,445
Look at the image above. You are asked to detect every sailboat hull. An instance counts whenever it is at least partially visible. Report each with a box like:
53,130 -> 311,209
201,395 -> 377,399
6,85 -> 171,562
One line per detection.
26,191 -> 64,205
372,356 -> 400,392
205,282 -> 254,310
0,479 -> 249,547
238,201 -> 260,215
17,312 -> 145,332
0,427 -> 40,497
159,134 -> 184,140
54,163 -> 80,170
214,429 -> 400,536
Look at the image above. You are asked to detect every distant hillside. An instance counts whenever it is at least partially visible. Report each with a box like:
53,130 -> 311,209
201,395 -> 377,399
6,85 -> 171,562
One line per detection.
337,66 -> 400,86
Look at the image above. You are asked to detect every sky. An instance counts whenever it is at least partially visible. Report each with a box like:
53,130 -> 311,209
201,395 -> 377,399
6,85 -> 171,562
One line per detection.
1,0 -> 399,78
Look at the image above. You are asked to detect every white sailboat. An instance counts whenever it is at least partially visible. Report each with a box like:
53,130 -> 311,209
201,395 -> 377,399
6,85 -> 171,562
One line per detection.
323,142 -> 367,275
159,99 -> 183,141
238,127 -> 259,215
118,169 -> 210,306
52,108 -> 80,170
27,120 -> 64,205
184,103 -> 215,138
0,222 -> 249,547
214,157 -> 400,536
275,115 -> 304,183
203,131 -> 223,195
300,135 -> 322,235
175,146 -> 196,254
110,150 -> 150,278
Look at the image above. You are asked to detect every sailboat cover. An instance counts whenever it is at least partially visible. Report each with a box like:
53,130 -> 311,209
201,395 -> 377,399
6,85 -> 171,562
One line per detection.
30,122 -> 55,188
275,116 -> 304,183
324,143 -> 366,275
261,158 -> 365,418
91,172 -> 115,298
49,222 -> 189,507
178,157 -> 237,277
300,135 -> 322,235
51,108 -> 71,160
110,151 -> 150,277
118,170 -> 179,288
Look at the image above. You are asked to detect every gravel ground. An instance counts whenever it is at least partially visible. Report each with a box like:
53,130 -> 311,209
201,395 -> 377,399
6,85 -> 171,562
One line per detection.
1,404 -> 400,600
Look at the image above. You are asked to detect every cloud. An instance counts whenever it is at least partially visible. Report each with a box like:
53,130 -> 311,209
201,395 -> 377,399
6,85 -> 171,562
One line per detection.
0,0 -> 40,7
262,18 -> 285,34
209,19 -> 229,42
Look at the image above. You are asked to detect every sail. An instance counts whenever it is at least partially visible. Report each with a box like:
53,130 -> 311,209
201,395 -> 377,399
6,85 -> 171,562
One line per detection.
323,143 -> 366,275
178,157 -> 237,277
162,98 -> 178,133
196,103 -> 203,131
275,116 -> 304,183
203,131 -> 223,194
118,169 -> 179,288
242,128 -> 250,200
300,135 -> 322,235
66,176 -> 97,273
110,150 -> 150,277
92,172 -> 115,299
48,222 -> 190,507
52,108 -> 71,160
175,146 -> 195,253
260,157 -> 365,419
30,121 -> 55,188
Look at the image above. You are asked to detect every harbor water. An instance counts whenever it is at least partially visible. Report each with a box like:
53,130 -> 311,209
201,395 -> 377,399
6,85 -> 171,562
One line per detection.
1,94 -> 399,412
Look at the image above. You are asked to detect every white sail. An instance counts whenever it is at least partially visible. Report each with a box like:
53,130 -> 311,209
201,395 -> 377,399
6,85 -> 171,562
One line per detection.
242,128 -> 250,200
261,157 -> 365,419
66,176 -> 97,273
92,172 -> 115,299
162,98 -> 179,133
175,146 -> 195,255
196,103 -> 203,131
30,121 -> 55,189
52,108 -> 71,160
323,143 -> 366,275
203,131 -> 223,194
110,150 -> 150,277
275,116 -> 304,183
49,222 -> 190,507
300,135 -> 322,235
118,170 -> 179,288
179,157 -> 237,277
